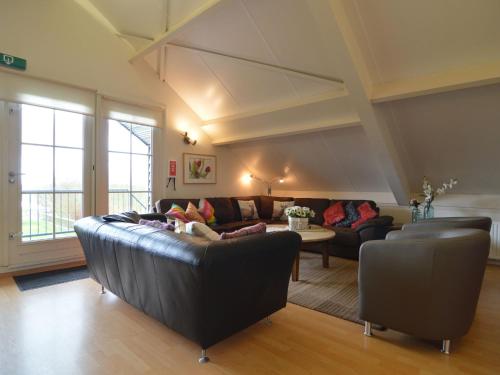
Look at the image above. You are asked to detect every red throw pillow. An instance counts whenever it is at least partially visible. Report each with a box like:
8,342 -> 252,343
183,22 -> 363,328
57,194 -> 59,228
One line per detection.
351,202 -> 378,229
323,202 -> 345,225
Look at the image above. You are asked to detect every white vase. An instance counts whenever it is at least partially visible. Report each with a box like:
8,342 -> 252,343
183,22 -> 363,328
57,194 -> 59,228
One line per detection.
288,216 -> 309,231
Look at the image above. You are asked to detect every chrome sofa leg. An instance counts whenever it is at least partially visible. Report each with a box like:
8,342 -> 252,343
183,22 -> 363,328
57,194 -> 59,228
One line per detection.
101,285 -> 106,294
441,339 -> 451,355
364,321 -> 372,337
199,349 -> 209,364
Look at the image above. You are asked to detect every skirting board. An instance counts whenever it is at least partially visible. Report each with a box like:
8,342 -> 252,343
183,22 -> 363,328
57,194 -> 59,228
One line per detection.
0,255 -> 85,275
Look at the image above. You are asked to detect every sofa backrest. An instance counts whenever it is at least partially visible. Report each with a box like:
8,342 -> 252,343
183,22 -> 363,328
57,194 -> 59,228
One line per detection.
294,198 -> 331,225
259,196 -> 294,219
230,196 -> 262,221
154,196 -> 380,225
155,198 -> 200,214
329,199 -> 380,214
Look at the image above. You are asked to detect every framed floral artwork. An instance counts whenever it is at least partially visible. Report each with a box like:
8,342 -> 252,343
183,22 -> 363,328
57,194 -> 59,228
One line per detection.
183,153 -> 217,184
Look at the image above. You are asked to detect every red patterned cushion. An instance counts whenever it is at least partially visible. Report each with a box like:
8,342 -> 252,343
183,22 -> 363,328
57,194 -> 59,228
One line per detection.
220,222 -> 266,239
323,202 -> 345,225
351,202 -> 378,229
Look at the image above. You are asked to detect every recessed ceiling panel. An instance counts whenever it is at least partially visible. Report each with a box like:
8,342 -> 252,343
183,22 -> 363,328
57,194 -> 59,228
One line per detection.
165,46 -> 239,120
88,0 -> 166,37
346,0 -> 500,83
241,0 -> 340,78
198,52 -> 299,113
171,0 -> 274,63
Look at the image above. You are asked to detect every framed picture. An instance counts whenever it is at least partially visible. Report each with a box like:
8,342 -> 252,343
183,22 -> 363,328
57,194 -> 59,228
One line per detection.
183,153 -> 217,184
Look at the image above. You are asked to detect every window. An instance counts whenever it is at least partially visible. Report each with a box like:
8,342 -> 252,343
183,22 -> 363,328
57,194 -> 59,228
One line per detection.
21,104 -> 85,241
108,120 -> 152,214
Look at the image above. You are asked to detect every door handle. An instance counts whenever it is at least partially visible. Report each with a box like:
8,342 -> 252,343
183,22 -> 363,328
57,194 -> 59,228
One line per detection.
8,171 -> 25,183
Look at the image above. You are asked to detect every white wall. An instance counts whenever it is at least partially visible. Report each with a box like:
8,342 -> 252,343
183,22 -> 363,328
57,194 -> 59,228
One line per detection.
0,0 -> 260,200
0,0 -> 260,271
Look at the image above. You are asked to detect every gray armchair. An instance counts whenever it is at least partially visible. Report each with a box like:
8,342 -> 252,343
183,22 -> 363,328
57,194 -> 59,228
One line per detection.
402,216 -> 492,232
358,228 -> 490,354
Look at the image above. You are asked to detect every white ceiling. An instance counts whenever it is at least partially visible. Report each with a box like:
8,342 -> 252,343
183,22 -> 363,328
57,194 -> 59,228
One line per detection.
388,82 -> 500,194
88,0 -> 167,38
227,126 -> 390,192
75,0 -> 500,196
341,0 -> 500,84
162,0 -> 344,122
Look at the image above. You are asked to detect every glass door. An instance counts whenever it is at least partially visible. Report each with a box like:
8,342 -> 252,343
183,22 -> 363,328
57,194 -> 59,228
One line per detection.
107,119 -> 153,214
6,103 -> 92,266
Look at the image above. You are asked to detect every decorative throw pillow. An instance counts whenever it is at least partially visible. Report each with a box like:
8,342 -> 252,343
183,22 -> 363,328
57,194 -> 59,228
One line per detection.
139,219 -> 175,231
351,202 -> 378,229
238,200 -> 259,220
186,222 -> 220,241
335,202 -> 360,228
220,222 -> 267,239
272,200 -> 295,220
166,203 -> 189,223
175,219 -> 187,234
103,211 -> 141,223
185,201 -> 205,223
198,198 -> 216,225
323,202 -> 345,225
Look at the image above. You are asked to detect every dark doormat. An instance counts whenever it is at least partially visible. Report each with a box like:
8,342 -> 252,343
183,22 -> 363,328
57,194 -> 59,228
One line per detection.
13,266 -> 89,291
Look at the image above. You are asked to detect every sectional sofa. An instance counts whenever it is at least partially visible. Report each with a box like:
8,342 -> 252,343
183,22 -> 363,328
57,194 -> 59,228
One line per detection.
153,195 -> 394,260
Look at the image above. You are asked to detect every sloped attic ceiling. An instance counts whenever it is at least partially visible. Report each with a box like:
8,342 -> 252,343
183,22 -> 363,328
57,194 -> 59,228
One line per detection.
80,0 -> 500,198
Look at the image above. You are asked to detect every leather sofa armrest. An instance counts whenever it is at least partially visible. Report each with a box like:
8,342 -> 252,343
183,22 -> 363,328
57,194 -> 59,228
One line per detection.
139,213 -> 167,222
355,215 -> 393,243
199,231 -> 301,347
355,215 -> 393,232
358,238 -> 440,328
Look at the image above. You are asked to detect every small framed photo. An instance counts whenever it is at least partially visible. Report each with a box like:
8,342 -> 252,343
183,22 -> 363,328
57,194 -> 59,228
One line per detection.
183,153 -> 217,184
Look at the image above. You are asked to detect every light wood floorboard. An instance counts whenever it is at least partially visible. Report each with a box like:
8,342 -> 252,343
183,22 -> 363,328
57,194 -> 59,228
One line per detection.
0,265 -> 499,374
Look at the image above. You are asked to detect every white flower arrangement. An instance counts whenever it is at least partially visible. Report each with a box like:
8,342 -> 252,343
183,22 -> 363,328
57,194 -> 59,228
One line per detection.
284,206 -> 316,219
422,176 -> 458,205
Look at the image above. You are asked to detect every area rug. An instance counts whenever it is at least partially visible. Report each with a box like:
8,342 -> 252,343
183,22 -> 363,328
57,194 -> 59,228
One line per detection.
288,252 -> 362,325
14,266 -> 89,291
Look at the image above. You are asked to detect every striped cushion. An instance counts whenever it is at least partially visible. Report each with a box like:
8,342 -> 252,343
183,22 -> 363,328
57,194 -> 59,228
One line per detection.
166,203 -> 189,223
198,198 -> 216,225
185,201 -> 205,223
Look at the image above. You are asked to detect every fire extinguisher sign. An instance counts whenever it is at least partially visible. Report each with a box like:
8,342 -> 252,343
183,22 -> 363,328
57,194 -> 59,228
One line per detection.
168,160 -> 177,177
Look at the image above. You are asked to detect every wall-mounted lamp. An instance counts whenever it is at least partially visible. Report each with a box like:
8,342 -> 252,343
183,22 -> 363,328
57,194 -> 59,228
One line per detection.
244,173 -> 284,196
181,131 -> 197,146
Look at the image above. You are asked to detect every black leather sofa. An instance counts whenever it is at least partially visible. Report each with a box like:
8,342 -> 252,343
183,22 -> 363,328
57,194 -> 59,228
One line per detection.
154,196 -> 394,260
74,215 -> 300,363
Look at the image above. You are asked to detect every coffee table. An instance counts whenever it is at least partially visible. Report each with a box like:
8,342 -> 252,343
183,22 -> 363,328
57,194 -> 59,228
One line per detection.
267,224 -> 336,281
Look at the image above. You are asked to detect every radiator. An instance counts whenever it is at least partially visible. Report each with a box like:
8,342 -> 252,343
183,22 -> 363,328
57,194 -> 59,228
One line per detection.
490,222 -> 500,260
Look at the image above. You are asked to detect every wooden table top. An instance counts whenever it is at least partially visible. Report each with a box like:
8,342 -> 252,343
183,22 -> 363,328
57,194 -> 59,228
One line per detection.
267,224 -> 336,243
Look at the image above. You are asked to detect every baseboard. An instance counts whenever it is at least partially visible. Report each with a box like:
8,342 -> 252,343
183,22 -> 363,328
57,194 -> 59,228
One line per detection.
0,255 -> 86,276
488,258 -> 500,267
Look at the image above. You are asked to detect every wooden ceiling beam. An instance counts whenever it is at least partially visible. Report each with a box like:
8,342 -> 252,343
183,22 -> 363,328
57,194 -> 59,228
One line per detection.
209,116 -> 361,146
167,42 -> 345,85
371,62 -> 500,103
129,0 -> 223,63
309,0 -> 411,205
201,90 -> 347,125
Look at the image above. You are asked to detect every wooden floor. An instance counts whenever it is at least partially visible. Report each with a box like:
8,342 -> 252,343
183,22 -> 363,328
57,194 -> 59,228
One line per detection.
1,265 -> 500,375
